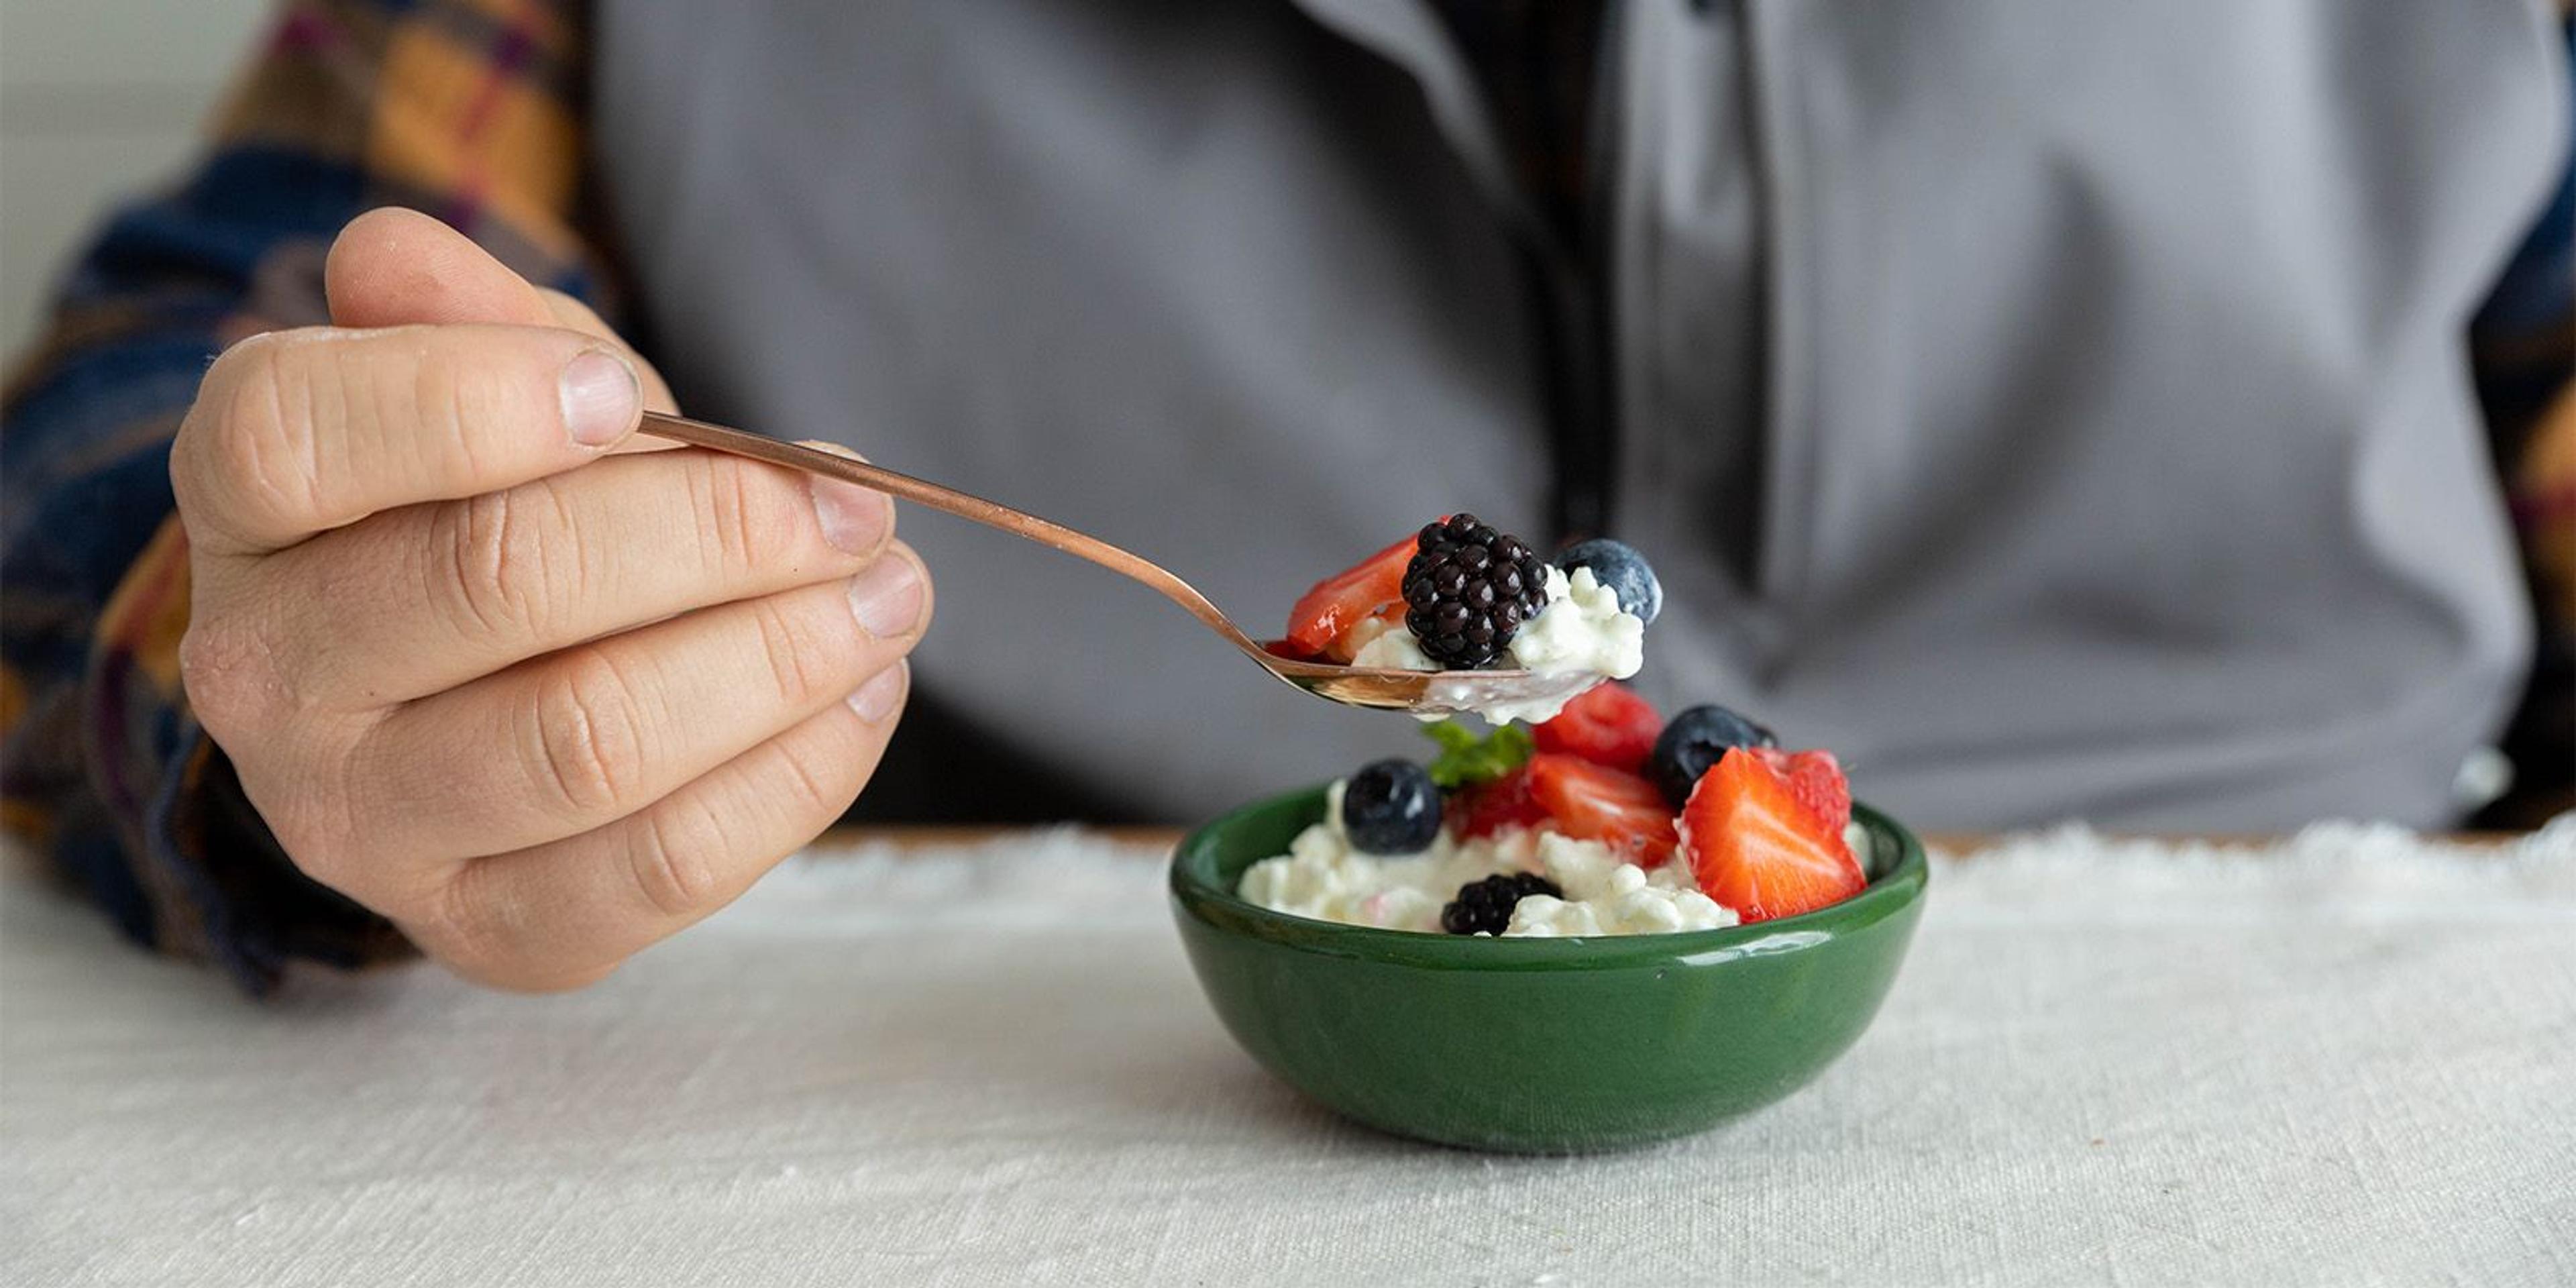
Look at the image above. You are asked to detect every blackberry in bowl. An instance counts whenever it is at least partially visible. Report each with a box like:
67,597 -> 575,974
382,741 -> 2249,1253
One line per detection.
1438,872 -> 1566,936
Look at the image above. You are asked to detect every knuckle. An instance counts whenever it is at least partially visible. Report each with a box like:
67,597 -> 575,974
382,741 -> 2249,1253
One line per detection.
747,595 -> 830,708
524,651 -> 652,818
421,867 -> 614,994
185,612 -> 376,890
176,614 -> 280,740
764,724 -> 857,824
425,480 -> 572,640
195,329 -> 337,536
687,453 -> 806,580
423,872 -> 504,969
409,338 -> 494,471
627,797 -> 733,921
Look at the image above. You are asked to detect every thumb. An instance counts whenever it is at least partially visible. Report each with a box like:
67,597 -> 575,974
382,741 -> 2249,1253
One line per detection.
325,207 -> 561,329
323,206 -> 681,435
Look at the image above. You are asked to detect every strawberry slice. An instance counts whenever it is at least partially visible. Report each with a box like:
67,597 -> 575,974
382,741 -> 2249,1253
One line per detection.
1750,747 -> 1851,834
1526,753 -> 1679,865
1532,682 -> 1661,773
1282,531 -> 1418,661
1682,749 -> 1864,922
1449,765 -> 1548,839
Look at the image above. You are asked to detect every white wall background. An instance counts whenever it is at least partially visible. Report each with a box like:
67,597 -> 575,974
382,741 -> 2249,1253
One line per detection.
1,0 -> 275,356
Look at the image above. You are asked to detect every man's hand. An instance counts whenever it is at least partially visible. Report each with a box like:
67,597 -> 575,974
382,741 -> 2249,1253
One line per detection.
170,209 -> 930,990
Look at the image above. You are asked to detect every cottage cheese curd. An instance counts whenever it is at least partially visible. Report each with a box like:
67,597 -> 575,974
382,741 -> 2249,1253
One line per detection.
1238,786 -> 1739,937
1348,619 -> 1436,671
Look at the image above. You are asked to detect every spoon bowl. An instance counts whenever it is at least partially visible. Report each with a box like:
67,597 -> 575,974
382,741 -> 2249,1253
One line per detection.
640,412 -> 1598,717
1264,655 -> 1604,719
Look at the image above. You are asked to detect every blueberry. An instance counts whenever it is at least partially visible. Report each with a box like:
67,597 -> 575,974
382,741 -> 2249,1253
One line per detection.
1340,759 -> 1442,855
1648,704 -> 1778,808
1554,538 -> 1662,624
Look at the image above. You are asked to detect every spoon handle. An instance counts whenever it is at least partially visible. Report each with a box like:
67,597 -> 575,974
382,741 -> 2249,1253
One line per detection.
637,411 -> 1259,651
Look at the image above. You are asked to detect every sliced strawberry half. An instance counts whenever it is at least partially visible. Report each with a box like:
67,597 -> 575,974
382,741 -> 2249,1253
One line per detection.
1682,749 -> 1864,922
1282,531 -> 1419,661
1526,753 -> 1679,865
1750,747 -> 1851,834
1532,682 -> 1662,773
1449,765 -> 1548,839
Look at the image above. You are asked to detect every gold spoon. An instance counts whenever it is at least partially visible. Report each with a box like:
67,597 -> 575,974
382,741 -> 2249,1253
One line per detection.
640,411 -> 1601,718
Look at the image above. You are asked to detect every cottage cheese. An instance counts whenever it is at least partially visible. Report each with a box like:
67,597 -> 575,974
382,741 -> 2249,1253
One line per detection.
1238,805 -> 1739,937
1348,619 -> 1436,671
1507,567 -> 1644,682
1348,566 -> 1646,724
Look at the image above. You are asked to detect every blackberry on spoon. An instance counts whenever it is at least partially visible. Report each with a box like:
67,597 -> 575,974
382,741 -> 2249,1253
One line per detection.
1402,514 -> 1551,669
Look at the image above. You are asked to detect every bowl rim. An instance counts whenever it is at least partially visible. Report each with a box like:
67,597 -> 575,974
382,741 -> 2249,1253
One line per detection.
1169,783 -> 1929,970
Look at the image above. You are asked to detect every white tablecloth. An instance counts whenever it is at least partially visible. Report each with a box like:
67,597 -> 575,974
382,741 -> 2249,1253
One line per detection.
7,821 -> 2574,1287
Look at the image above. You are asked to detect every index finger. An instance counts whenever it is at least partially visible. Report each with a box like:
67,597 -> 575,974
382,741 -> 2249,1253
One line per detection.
172,322 -> 641,556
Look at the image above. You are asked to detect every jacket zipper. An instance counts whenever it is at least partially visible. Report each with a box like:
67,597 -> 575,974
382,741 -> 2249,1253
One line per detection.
1532,0 -> 1626,547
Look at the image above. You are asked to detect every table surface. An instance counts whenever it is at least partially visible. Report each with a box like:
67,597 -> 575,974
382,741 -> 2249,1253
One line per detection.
7,822 -> 2571,1287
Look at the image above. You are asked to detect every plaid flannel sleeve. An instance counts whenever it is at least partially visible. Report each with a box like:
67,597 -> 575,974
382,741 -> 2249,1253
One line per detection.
0,0 -> 609,992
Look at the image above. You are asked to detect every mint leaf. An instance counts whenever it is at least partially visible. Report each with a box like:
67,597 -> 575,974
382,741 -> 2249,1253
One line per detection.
1420,720 -> 1535,789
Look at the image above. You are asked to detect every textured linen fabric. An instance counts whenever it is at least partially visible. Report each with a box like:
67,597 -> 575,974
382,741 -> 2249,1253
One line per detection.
6,823 -> 2572,1287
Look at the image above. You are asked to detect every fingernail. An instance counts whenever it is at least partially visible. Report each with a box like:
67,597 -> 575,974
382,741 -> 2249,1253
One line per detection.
847,661 -> 908,724
559,350 -> 641,447
810,475 -> 892,555
847,557 -> 924,639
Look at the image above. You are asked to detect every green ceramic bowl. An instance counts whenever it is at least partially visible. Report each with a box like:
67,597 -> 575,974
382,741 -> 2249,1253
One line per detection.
1169,786 -> 1929,1153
